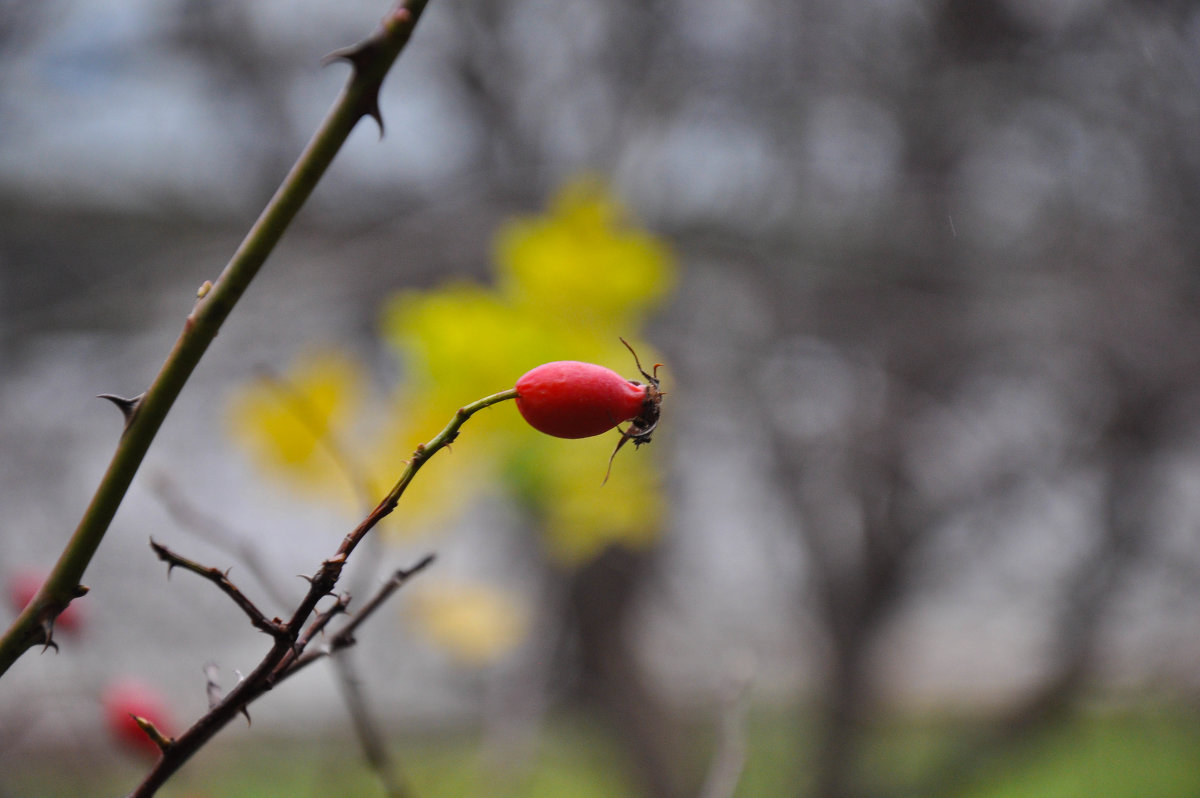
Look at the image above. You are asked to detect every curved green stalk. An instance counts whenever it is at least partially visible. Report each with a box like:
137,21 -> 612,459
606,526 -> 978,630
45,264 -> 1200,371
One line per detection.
0,0 -> 431,679
339,388 -> 521,556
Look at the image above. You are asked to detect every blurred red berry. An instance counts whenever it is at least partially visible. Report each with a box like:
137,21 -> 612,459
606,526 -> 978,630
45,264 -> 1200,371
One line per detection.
103,679 -> 175,757
7,570 -> 83,635
515,361 -> 649,439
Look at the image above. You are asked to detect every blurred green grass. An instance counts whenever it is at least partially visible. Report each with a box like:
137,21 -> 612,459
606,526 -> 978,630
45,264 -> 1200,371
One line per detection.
6,703 -> 1200,797
956,708 -> 1200,798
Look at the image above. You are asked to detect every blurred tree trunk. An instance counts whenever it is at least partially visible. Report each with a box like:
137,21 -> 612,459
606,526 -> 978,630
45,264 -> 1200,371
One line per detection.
564,545 -> 685,798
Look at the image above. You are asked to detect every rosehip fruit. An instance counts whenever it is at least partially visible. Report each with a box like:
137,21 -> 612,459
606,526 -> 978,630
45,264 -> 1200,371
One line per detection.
7,570 -> 83,635
103,679 -> 175,757
515,361 -> 649,439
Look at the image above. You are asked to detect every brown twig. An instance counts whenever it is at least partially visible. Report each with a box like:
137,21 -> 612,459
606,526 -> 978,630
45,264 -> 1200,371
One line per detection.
127,386 -> 516,797
150,474 -> 293,608
152,357 -> 424,798
285,594 -> 354,669
282,557 -> 435,678
126,553 -> 430,797
149,539 -> 286,639
250,368 -> 408,796
154,450 -> 409,796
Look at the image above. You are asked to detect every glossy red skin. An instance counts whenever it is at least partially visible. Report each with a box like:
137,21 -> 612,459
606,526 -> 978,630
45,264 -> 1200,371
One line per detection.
103,679 -> 175,757
8,570 -> 82,635
515,361 -> 647,439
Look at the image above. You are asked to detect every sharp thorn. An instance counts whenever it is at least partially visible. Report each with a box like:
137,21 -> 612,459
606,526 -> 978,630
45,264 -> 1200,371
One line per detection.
366,99 -> 385,137
320,38 -> 387,137
320,48 -> 350,68
97,393 -> 144,425
321,41 -> 372,70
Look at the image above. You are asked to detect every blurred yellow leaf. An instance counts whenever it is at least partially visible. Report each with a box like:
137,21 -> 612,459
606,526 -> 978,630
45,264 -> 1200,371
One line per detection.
538,435 -> 666,565
409,583 -> 529,666
497,177 -> 676,332
226,349 -> 366,504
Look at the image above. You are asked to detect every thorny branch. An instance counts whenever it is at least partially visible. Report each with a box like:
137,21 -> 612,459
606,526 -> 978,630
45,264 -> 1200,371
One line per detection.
128,549 -> 433,797
154,452 -> 407,794
154,351 -> 450,798
150,475 -> 293,608
285,559 -> 434,677
128,386 -> 516,797
149,540 -> 285,639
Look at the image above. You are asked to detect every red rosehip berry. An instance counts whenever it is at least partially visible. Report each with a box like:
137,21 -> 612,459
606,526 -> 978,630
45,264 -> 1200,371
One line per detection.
514,340 -> 665,481
7,570 -> 83,635
515,361 -> 648,439
102,679 -> 175,757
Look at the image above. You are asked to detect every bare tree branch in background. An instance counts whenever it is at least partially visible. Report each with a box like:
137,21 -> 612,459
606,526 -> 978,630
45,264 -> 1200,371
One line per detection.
171,0 -> 300,202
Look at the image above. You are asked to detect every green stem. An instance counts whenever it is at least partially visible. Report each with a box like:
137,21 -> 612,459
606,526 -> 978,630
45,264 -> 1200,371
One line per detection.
0,0 -> 431,680
334,388 -> 520,558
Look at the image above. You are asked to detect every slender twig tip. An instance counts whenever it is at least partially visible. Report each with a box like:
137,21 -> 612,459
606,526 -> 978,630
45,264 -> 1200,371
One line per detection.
131,715 -> 174,751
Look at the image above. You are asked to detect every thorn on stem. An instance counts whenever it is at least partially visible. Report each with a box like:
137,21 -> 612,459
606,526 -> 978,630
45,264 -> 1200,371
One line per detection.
150,538 -> 177,578
97,393 -> 144,426
38,622 -> 58,654
321,40 -> 386,136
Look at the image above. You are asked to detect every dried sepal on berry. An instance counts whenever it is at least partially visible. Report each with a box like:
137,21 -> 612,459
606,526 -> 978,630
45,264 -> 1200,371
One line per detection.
603,338 -> 663,482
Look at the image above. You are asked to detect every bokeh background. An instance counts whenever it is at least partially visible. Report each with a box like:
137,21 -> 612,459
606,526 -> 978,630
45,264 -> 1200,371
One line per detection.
3,0 -> 1200,796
